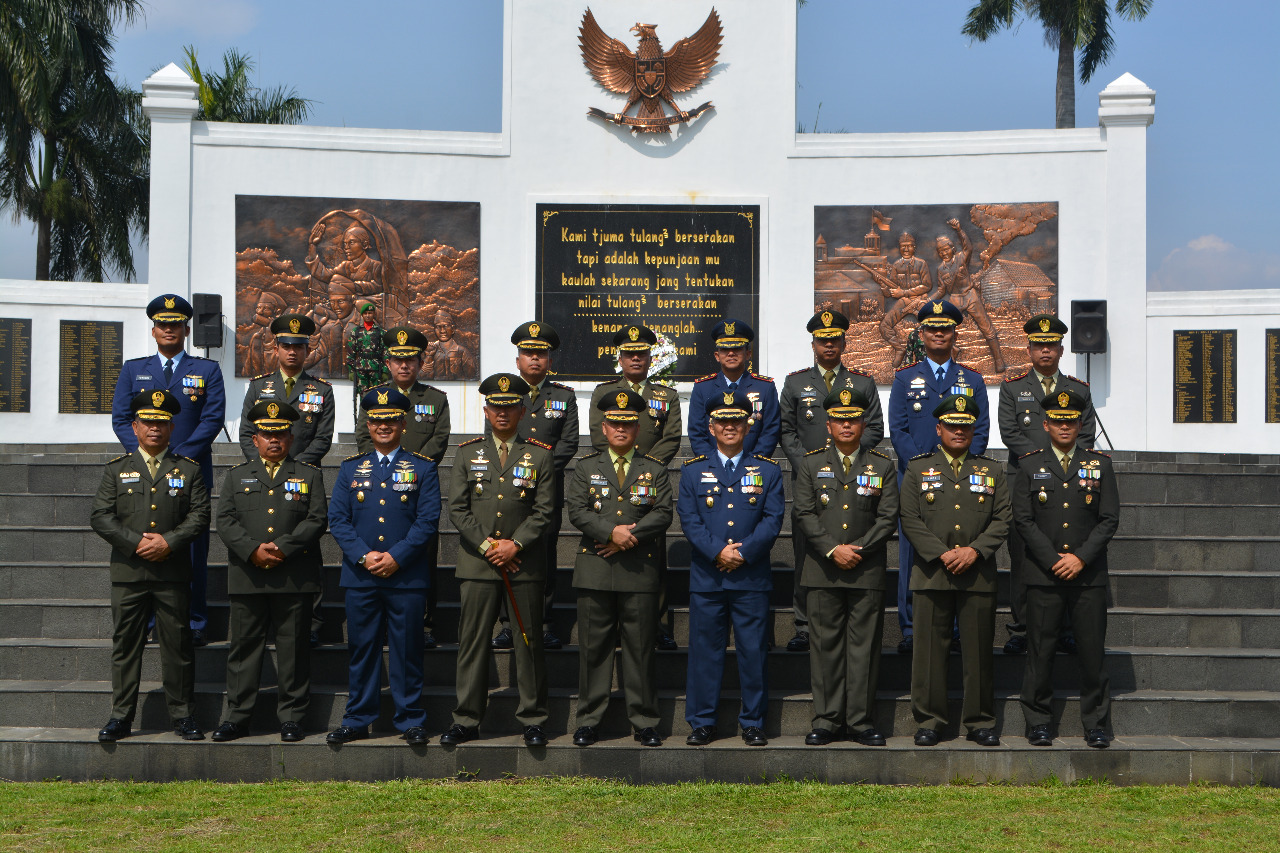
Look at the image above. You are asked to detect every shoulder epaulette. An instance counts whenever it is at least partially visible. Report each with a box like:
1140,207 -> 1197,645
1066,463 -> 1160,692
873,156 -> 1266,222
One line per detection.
526,438 -> 553,450
896,362 -> 918,372
1004,369 -> 1030,382
228,459 -> 251,469
694,373 -> 718,383
683,455 -> 708,465
753,454 -> 778,465
969,453 -> 995,462
787,367 -> 812,377
578,450 -> 602,460
641,453 -> 664,464
309,376 -> 332,386
846,366 -> 872,378
548,381 -> 574,391
804,447 -> 826,456
343,451 -> 370,461
295,459 -> 322,470
750,372 -> 774,382
1064,374 -> 1089,386
1018,449 -> 1044,459
419,382 -> 445,394
593,377 -> 619,388
956,362 -> 981,372
123,355 -> 148,363
868,448 -> 891,460
251,372 -> 273,380
107,453 -> 129,463
407,451 -> 433,462
458,436 -> 485,448
909,451 -> 934,461
1087,448 -> 1111,458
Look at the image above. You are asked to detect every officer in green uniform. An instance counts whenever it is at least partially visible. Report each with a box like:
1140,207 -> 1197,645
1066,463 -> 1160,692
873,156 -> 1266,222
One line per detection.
1012,389 -> 1119,749
567,389 -> 674,747
587,323 -> 682,650
490,322 -> 579,651
238,313 -> 335,466
440,373 -> 557,747
213,401 -> 328,743
780,309 -> 885,653
90,390 -> 210,742
998,313 -> 1096,655
900,393 -> 1010,747
792,387 -> 898,746
355,325 -> 451,646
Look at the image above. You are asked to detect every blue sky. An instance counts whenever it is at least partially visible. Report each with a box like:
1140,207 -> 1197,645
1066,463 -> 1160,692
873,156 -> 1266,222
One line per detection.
1,0 -> 1275,291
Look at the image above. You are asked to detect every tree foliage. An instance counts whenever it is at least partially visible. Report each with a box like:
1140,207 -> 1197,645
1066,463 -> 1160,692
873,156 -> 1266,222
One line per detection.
182,46 -> 312,125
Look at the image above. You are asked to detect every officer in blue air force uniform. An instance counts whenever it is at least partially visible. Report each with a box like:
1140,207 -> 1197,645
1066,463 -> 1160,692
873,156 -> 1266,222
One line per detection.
678,390 -> 785,747
325,388 -> 441,746
887,299 -> 989,655
687,318 -> 780,461
110,294 -> 225,643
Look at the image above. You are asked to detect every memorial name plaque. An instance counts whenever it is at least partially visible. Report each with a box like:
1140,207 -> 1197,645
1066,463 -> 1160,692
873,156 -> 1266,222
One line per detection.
537,203 -> 759,381
59,320 -> 123,414
0,317 -> 32,413
1267,330 -> 1280,424
1173,329 -> 1236,424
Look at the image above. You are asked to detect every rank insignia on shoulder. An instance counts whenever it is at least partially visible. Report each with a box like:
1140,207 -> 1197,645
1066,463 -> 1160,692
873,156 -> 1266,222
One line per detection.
787,367 -> 809,376
526,439 -> 552,450
683,455 -> 707,465
804,447 -> 826,456
694,373 -> 718,383
458,436 -> 485,447
868,449 -> 890,460
1004,369 -> 1030,382
753,455 -> 778,465
750,372 -> 773,382
1065,374 -> 1089,385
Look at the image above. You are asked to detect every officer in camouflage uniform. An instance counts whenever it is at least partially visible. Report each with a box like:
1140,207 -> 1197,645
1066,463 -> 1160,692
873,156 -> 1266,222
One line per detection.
344,301 -> 388,426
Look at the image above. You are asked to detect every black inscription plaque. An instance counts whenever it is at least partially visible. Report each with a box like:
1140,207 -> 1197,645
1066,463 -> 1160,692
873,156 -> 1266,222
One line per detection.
59,320 -> 123,414
1173,329 -> 1236,424
537,203 -> 759,381
0,317 -> 32,413
1267,330 -> 1280,424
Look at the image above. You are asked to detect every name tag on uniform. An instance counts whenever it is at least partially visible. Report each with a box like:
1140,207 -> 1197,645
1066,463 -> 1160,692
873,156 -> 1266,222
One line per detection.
1033,471 -> 1051,480
135,374 -> 152,381
470,463 -> 489,471
816,469 -> 835,479
119,473 -> 140,483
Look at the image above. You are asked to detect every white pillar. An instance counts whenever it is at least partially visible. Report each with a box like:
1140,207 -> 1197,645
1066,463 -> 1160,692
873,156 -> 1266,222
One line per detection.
141,63 -> 199,302
1097,72 -> 1155,450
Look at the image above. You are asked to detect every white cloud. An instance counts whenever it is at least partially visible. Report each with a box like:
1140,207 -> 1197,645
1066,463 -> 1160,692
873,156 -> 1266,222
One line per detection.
1148,235 -> 1280,291
131,0 -> 259,38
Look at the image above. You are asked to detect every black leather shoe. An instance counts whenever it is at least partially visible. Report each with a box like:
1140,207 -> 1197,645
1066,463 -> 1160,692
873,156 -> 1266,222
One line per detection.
491,627 -> 513,649
1057,633 -> 1078,655
439,724 -> 478,745
805,728 -> 836,746
542,629 -> 563,650
523,725 -> 548,747
98,718 -> 131,742
211,721 -> 248,742
897,635 -> 913,655
634,727 -> 662,747
656,633 -> 678,651
914,728 -> 940,746
1028,725 -> 1053,746
402,726 -> 429,745
741,726 -> 768,746
966,728 -> 1000,747
423,630 -> 437,650
309,631 -> 320,648
173,717 -> 205,740
191,629 -> 208,647
950,637 -> 962,655
854,728 -> 886,746
572,726 -> 597,746
1003,634 -> 1028,655
1086,728 -> 1110,748
144,629 -> 154,645
326,725 -> 368,744
280,721 -> 304,742
686,726 -> 715,746
786,631 -> 810,653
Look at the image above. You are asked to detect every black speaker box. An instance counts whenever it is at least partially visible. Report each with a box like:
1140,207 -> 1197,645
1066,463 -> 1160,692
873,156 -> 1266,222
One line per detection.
192,293 -> 223,349
1070,299 -> 1107,354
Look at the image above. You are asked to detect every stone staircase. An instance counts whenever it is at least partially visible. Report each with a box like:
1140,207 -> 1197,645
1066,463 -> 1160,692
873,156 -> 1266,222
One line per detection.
1,441 -> 1279,785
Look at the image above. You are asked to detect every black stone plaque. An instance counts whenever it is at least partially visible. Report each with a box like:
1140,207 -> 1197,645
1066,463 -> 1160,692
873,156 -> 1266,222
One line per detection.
1173,329 -> 1236,424
0,317 -> 32,413
59,320 -> 123,414
536,203 -> 759,381
1267,330 -> 1280,424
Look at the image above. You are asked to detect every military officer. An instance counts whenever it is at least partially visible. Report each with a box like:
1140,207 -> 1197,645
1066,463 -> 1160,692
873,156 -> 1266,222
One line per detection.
779,309 -> 885,654
441,374 -> 557,747
110,293 -> 224,645
90,390 -> 210,742
900,394 -> 1010,747
687,318 -> 780,461
887,299 -> 989,656
238,312 -> 335,465
489,322 -> 579,651
1012,390 -> 1118,749
792,387 -> 898,746
567,390 -> 674,747
998,313 -> 1097,656
355,325 -> 451,647
588,323 -> 683,651
213,401 -> 328,743
678,391 -> 785,747
325,388 -> 441,746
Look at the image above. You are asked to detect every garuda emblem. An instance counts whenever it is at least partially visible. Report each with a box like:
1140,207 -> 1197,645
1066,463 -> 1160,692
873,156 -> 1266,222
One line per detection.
579,7 -> 722,134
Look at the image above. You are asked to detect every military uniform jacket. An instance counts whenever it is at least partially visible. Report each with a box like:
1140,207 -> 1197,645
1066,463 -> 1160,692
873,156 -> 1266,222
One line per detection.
688,372 -> 781,460
328,448 -> 440,589
998,370 -> 1097,468
111,352 -> 225,462
899,449 -> 1011,593
216,458 -> 328,595
355,381 -> 450,461
792,447 -> 899,589
449,436 -> 556,583
566,451 -> 674,592
779,365 -> 884,467
676,453 -> 785,593
238,370 -> 335,464
90,450 -> 210,584
1011,447 -> 1118,587
888,360 -> 989,471
588,378 -> 682,466
484,381 -> 579,472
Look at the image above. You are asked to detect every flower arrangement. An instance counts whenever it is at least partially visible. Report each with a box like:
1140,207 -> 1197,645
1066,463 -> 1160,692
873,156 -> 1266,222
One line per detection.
614,332 -> 680,382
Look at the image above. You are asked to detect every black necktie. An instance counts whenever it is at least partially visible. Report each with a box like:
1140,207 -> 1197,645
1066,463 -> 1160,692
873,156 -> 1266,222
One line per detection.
379,456 -> 390,476
935,366 -> 945,384
724,459 -> 735,475
727,381 -> 737,392
164,359 -> 173,384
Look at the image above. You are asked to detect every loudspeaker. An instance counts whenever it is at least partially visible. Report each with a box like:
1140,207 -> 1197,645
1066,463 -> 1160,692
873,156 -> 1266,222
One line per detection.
1070,300 -> 1107,354
192,293 -> 223,349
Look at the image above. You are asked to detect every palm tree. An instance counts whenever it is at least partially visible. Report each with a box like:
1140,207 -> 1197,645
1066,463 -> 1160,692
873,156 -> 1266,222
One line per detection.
962,0 -> 1153,128
0,0 -> 147,281
182,46 -> 312,124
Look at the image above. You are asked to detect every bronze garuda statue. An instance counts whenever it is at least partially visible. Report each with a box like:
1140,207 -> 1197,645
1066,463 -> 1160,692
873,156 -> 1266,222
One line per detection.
579,7 -> 722,134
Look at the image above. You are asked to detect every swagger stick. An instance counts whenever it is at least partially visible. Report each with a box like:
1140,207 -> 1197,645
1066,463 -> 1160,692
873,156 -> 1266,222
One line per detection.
499,566 -> 530,648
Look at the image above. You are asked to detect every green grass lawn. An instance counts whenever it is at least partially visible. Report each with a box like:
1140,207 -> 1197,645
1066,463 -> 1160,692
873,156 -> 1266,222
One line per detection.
1,778 -> 1277,852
